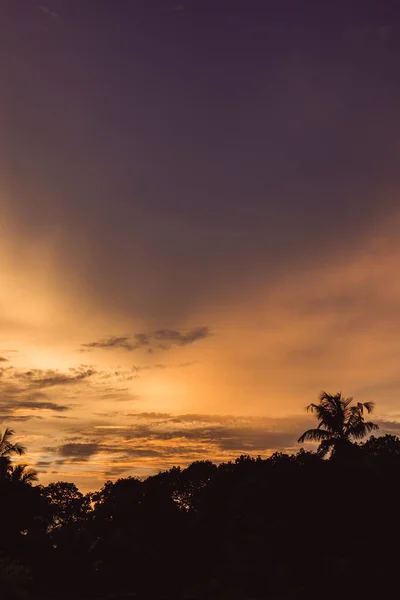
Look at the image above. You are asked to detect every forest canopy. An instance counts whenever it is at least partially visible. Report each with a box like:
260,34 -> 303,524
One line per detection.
0,394 -> 398,600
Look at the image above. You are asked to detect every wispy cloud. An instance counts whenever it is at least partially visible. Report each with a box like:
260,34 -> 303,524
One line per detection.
0,396 -> 70,421
37,4 -> 59,19
82,327 -> 210,353
7,399 -> 69,412
31,410 -> 316,488
14,366 -> 96,388
81,336 -> 135,351
0,364 -> 137,423
153,327 -> 209,347
131,360 -> 198,377
53,414 -> 311,465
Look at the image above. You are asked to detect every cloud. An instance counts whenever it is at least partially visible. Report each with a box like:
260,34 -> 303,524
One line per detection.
58,443 -> 100,460
0,373 -> 73,417
37,5 -> 59,19
3,415 -> 43,422
14,366 -> 96,388
9,400 -> 69,412
376,420 -> 400,436
61,413 -> 310,465
130,361 -> 197,377
153,327 -> 210,348
142,425 -> 296,451
81,336 -> 135,351
0,396 -> 70,421
56,440 -> 166,462
0,357 -> 9,362
125,411 -> 174,420
131,365 -> 152,375
0,364 -> 134,421
36,461 -> 53,468
32,412 -> 315,488
82,327 -> 210,353
133,333 -> 152,349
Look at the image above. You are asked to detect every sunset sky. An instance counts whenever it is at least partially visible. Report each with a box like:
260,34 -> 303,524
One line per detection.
2,0 -> 400,491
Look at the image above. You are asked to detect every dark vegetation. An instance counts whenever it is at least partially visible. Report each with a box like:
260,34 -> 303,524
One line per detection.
1,392 -> 399,599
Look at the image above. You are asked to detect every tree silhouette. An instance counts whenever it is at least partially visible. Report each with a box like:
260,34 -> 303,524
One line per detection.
3,422 -> 400,598
0,428 -> 26,483
8,463 -> 38,484
43,481 -> 91,529
298,391 -> 379,457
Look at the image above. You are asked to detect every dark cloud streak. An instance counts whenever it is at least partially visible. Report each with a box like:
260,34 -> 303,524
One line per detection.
14,367 -> 96,388
82,327 -> 210,353
82,336 -> 134,351
58,442 -> 100,459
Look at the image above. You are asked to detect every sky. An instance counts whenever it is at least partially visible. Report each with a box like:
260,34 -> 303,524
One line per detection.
2,0 -> 400,490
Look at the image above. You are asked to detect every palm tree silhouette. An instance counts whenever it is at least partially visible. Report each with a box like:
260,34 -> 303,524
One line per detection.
0,428 -> 26,483
9,464 -> 38,484
298,391 -> 379,457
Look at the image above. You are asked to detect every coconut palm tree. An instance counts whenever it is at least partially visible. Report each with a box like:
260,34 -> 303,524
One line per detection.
0,428 -> 26,482
9,464 -> 38,485
298,391 -> 379,458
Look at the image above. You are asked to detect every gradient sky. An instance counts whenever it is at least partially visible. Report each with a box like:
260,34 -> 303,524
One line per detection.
2,0 -> 400,490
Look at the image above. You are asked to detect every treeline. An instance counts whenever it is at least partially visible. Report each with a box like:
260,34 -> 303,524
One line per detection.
1,434 -> 400,599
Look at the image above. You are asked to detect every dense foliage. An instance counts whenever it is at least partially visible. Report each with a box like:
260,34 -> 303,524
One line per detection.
0,399 -> 398,599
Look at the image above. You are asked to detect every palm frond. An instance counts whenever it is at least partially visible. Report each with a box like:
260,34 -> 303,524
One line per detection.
297,428 -> 332,444
319,391 -> 339,403
316,438 -> 335,457
307,403 -> 341,432
315,392 -> 349,432
0,429 -> 26,457
299,391 -> 377,453
342,396 -> 354,408
22,468 -> 38,483
10,463 -> 38,484
349,421 -> 379,440
0,428 -> 15,448
12,442 -> 26,456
